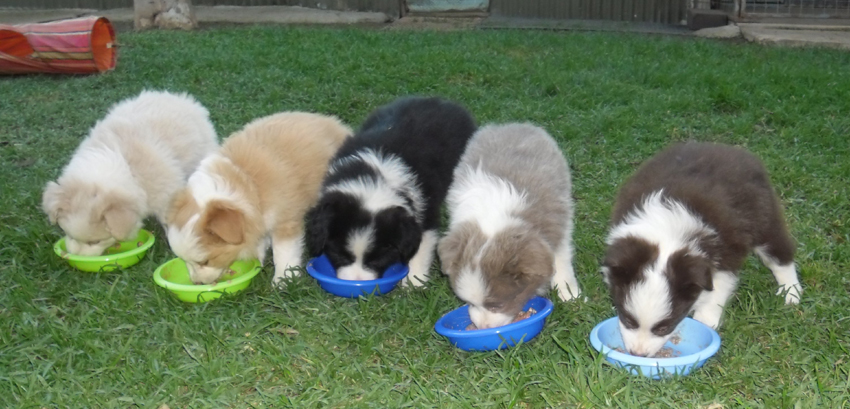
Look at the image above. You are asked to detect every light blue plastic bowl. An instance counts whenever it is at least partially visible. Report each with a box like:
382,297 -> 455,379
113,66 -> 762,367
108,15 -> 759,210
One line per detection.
434,296 -> 554,352
589,316 -> 721,379
306,254 -> 409,298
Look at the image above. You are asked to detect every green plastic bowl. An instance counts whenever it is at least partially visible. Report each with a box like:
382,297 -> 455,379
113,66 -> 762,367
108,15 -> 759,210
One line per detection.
153,258 -> 262,303
53,229 -> 155,272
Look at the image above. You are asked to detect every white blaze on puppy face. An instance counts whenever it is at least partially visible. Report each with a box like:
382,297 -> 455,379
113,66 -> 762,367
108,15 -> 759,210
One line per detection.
455,267 -> 512,329
336,226 -> 378,281
619,267 -> 674,357
166,214 -> 225,285
185,262 -> 227,285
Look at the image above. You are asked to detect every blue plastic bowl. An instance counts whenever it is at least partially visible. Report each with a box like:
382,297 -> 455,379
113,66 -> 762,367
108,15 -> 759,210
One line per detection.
434,296 -> 554,351
589,316 -> 721,379
306,254 -> 409,298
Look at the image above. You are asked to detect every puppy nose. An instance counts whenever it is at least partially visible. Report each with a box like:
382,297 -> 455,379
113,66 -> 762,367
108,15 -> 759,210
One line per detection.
628,349 -> 649,357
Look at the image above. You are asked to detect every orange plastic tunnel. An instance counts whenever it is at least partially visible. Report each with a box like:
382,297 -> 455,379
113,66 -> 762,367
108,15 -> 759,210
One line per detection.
0,16 -> 116,75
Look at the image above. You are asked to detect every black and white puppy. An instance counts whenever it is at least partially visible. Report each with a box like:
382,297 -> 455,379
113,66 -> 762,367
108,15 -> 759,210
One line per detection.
306,97 -> 477,286
602,142 -> 802,357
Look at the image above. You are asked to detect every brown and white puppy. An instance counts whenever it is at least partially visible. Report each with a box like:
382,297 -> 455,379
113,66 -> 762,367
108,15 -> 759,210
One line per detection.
166,112 -> 351,286
602,142 -> 802,357
438,123 -> 582,329
42,90 -> 218,256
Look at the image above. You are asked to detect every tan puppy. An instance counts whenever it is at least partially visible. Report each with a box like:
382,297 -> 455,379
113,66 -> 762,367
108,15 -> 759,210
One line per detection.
42,90 -> 218,256
166,112 -> 351,286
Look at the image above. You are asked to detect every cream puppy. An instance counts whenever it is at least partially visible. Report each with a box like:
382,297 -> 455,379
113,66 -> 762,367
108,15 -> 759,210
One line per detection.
42,90 -> 218,256
166,112 -> 351,286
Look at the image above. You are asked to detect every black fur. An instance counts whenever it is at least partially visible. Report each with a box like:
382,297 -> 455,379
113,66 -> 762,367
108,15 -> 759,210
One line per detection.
306,96 -> 477,277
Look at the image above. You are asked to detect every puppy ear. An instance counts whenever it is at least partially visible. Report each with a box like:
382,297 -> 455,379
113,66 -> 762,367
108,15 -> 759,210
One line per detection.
602,236 -> 659,285
42,181 -> 64,224
202,201 -> 245,245
375,206 -> 421,262
668,249 -> 713,292
102,201 -> 140,240
438,230 -> 463,276
513,233 -> 554,280
167,189 -> 199,227
438,222 -> 486,277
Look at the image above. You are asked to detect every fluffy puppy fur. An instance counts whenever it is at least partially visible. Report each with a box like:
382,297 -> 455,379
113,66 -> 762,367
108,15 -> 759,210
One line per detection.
306,97 -> 476,286
42,90 -> 218,256
438,124 -> 581,329
166,112 -> 351,285
601,142 -> 802,357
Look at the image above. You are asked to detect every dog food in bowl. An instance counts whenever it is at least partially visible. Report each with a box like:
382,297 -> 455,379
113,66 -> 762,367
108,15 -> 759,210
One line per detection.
589,316 -> 721,379
465,307 -> 538,330
435,297 -> 553,351
153,258 -> 262,303
53,229 -> 155,272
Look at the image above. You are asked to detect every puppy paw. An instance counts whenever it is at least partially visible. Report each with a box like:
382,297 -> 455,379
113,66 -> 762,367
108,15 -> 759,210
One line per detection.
555,284 -> 582,302
401,275 -> 425,288
271,267 -> 301,287
401,270 -> 429,287
778,284 -> 802,305
692,310 -> 721,329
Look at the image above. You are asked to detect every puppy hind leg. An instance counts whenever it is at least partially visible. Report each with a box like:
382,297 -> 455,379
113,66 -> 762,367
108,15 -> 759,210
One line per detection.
692,271 -> 738,329
402,230 -> 438,288
755,245 -> 802,304
551,238 -> 582,302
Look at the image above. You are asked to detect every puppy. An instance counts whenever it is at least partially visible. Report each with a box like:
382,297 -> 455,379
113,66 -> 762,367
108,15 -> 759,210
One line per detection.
42,90 -> 218,256
601,142 -> 802,357
166,112 -> 351,285
438,124 -> 582,329
306,97 -> 476,286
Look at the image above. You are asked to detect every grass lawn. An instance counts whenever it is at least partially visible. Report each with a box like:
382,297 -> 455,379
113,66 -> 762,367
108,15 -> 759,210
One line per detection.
1,24 -> 849,408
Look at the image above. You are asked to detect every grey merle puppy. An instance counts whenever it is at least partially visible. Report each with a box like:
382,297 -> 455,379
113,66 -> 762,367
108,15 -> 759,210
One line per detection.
439,123 -> 582,329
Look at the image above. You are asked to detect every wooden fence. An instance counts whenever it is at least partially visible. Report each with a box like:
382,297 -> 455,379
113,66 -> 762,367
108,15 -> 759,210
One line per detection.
490,0 -> 688,25
2,0 -> 690,25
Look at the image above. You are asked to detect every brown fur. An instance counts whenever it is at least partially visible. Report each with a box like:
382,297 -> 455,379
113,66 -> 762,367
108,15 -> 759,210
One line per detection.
611,142 -> 795,270
603,142 -> 799,339
440,222 -> 554,318
479,226 -> 555,314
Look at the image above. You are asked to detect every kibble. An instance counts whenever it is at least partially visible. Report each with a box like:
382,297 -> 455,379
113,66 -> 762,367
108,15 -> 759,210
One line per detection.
465,307 -> 538,330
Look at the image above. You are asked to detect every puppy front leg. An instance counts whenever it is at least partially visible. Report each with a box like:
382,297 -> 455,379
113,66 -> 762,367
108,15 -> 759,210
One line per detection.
402,230 -> 438,287
271,233 -> 304,286
551,239 -> 582,302
691,271 -> 738,329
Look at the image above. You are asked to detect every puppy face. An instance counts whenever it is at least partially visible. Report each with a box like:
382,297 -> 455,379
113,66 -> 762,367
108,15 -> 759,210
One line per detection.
166,189 -> 252,284
43,180 -> 142,256
602,236 -> 713,357
307,191 -> 422,280
440,222 -> 553,329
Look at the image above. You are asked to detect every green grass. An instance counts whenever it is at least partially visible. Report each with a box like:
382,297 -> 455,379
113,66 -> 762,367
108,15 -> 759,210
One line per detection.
1,25 -> 849,408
